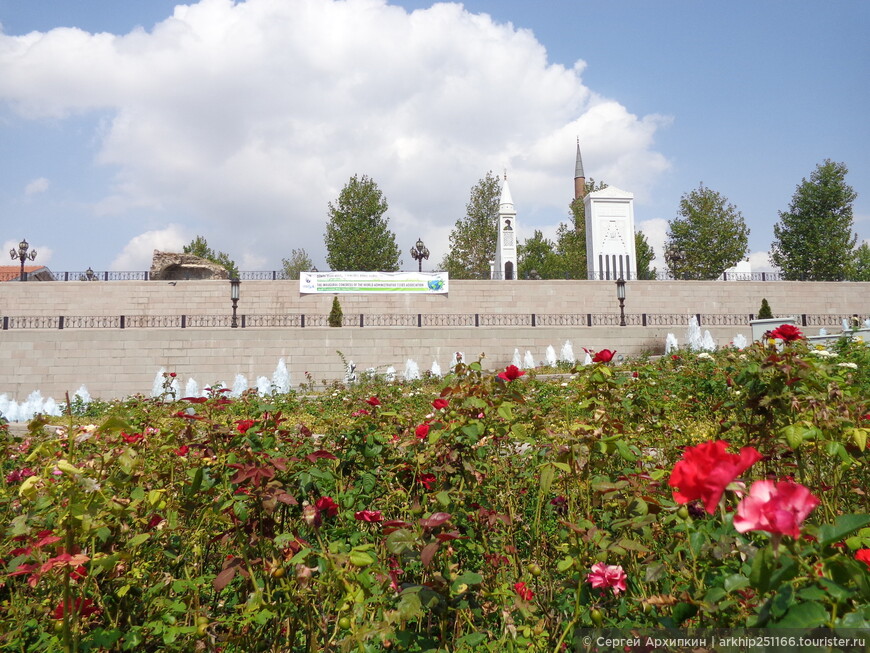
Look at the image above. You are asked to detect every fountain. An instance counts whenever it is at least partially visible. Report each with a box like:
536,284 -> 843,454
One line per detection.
0,390 -> 63,423
230,373 -> 249,397
385,366 -> 396,382
559,340 -> 575,364
73,385 -> 92,405
150,368 -> 167,398
731,333 -> 748,349
271,358 -> 291,394
184,378 -> 200,398
403,359 -> 421,381
582,351 -> 593,366
843,318 -> 850,332
511,349 -> 523,369
345,360 -> 357,385
685,317 -> 703,351
545,345 -> 557,367
700,330 -> 717,352
524,351 -> 535,369
430,360 -> 442,377
665,333 -> 679,354
255,376 -> 271,396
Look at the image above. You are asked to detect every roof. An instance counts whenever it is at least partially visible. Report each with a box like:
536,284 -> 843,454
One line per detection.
0,265 -> 55,281
574,139 -> 585,179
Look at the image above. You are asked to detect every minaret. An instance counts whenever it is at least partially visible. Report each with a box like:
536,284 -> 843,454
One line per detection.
573,138 -> 586,200
492,173 -> 517,280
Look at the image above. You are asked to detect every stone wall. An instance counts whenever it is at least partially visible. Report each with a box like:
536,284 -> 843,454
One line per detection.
2,279 -> 868,402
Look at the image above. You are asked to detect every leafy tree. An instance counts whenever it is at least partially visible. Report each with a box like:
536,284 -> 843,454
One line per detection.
757,298 -> 773,319
664,184 -> 749,280
517,230 -> 560,279
846,242 -> 870,281
281,248 -> 314,280
634,231 -> 657,280
324,175 -> 400,271
440,172 -> 501,279
770,160 -> 858,280
183,235 -> 238,277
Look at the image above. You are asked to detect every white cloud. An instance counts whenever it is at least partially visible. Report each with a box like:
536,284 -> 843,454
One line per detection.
0,0 -> 672,269
637,217 -> 668,271
24,177 -> 49,195
109,224 -> 188,270
747,250 -> 774,272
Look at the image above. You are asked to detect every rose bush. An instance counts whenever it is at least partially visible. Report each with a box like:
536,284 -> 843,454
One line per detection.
1,339 -> 868,651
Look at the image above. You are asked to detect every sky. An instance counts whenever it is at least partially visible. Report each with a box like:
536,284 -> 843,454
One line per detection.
1,0 -> 868,274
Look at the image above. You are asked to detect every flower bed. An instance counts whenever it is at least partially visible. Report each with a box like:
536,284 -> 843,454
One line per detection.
1,334 -> 869,651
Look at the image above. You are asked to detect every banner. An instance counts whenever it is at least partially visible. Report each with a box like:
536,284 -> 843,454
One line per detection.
300,271 -> 448,294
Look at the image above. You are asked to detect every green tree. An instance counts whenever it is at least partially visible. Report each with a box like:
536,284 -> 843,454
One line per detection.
517,230 -> 560,279
770,160 -> 858,280
440,171 -> 501,278
183,235 -> 238,277
757,298 -> 773,319
281,248 -> 314,280
634,231 -> 657,280
846,242 -> 870,281
664,184 -> 749,280
324,175 -> 400,271
328,295 -> 343,327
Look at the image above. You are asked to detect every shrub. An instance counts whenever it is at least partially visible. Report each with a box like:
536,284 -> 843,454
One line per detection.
328,295 -> 343,327
757,297 -> 773,319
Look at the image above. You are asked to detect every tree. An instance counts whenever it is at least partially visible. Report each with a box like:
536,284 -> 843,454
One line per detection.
440,171 -> 501,279
282,248 -> 314,280
324,175 -> 400,271
183,235 -> 238,277
517,230 -> 560,279
328,296 -> 343,327
634,231 -> 657,280
846,242 -> 870,281
757,298 -> 773,319
664,184 -> 749,280
770,160 -> 858,280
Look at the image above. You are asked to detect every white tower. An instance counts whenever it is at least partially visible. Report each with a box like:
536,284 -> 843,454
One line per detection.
492,175 -> 517,280
584,186 -> 638,280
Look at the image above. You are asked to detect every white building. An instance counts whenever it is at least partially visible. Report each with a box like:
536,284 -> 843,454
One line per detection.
491,175 -> 517,280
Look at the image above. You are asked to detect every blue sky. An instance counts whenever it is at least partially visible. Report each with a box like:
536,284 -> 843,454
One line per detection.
1,0 -> 867,273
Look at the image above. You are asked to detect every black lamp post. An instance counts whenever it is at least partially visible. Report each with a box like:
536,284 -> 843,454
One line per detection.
616,277 -> 626,327
230,278 -> 241,328
410,238 -> 429,272
10,238 -> 37,282
82,267 -> 97,281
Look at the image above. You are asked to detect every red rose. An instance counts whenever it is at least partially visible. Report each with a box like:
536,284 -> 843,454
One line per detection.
856,549 -> 870,569
669,440 -> 762,514
770,324 -> 803,342
497,365 -> 525,382
315,496 -> 339,518
354,510 -> 383,522
432,398 -> 449,410
365,396 -> 381,407
513,581 -> 534,601
415,423 -> 430,440
592,349 -> 616,363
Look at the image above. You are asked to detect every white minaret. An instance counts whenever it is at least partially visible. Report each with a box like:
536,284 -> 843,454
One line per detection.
492,174 -> 517,280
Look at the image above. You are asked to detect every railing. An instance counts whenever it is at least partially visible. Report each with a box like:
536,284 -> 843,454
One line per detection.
12,269 -> 821,282
0,313 -> 857,330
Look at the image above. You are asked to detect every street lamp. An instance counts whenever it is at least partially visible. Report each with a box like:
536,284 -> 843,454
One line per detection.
82,267 -> 97,281
615,277 -> 627,327
410,238 -> 429,272
230,278 -> 241,328
9,238 -> 37,282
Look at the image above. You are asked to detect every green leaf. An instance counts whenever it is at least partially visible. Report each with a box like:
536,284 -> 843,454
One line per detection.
724,574 -> 750,593
349,551 -> 374,567
671,602 -> 698,626
703,587 -> 726,604
774,600 -> 829,628
538,464 -> 555,497
435,491 -> 451,507
497,402 -> 514,420
750,547 -> 774,594
451,571 -> 483,594
128,533 -> 151,548
386,529 -> 417,555
556,557 -> 574,572
819,514 -> 870,548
